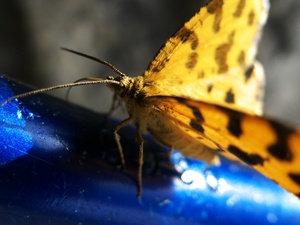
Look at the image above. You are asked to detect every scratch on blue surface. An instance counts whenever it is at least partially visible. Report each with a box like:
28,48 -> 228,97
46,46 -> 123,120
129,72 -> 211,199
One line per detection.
0,77 -> 33,165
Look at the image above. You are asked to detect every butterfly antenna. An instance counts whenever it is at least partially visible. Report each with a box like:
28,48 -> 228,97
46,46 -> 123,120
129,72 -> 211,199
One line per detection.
65,77 -> 106,101
61,47 -> 126,77
2,48 -> 125,106
1,79 -> 120,106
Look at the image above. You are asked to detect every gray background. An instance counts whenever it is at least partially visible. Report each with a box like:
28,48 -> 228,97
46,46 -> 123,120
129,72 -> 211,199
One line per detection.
0,0 -> 300,125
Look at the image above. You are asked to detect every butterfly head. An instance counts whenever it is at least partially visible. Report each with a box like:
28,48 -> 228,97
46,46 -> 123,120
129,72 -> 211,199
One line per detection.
106,75 -> 142,100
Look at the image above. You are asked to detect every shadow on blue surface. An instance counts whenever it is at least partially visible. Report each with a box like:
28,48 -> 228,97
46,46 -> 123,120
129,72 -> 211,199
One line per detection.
0,74 -> 299,225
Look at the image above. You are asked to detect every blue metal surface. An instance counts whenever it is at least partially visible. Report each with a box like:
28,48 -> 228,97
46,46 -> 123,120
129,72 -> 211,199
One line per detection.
0,74 -> 299,225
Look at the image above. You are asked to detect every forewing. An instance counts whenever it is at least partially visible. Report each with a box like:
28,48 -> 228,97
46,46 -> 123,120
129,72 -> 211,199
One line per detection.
141,0 -> 269,115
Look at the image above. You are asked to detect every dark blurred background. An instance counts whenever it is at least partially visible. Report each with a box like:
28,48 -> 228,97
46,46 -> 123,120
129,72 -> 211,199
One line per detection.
0,0 -> 299,124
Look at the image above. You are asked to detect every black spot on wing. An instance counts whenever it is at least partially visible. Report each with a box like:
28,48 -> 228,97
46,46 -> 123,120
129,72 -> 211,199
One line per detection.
188,104 -> 205,133
238,50 -> 245,64
248,10 -> 255,25
228,145 -> 265,166
206,0 -> 224,32
233,0 -> 246,18
176,98 -> 205,133
267,121 -> 293,162
268,142 -> 292,162
176,98 -> 204,123
227,114 -> 243,137
225,88 -> 235,104
216,105 -> 243,137
190,120 -> 204,133
176,26 -> 191,42
215,43 -> 230,73
175,26 -> 198,50
207,0 -> 223,14
198,71 -> 205,79
190,106 -> 204,122
215,32 -> 234,73
176,97 -> 188,103
207,84 -> 213,93
245,65 -> 254,82
186,52 -> 198,69
191,39 -> 199,50
289,173 -> 300,185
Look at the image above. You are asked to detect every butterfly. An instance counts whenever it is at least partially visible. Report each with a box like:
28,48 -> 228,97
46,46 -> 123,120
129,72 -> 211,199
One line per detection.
2,0 -> 300,198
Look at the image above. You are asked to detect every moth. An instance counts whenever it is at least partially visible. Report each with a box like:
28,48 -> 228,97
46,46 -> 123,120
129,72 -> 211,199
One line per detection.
2,0 -> 300,198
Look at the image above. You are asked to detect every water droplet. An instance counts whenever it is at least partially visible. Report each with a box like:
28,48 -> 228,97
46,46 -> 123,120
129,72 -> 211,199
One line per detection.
181,169 -> 206,189
205,171 -> 218,190
171,151 -> 188,173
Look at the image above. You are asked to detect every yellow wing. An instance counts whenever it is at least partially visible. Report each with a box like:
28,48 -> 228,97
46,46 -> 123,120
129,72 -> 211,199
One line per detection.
145,96 -> 300,197
140,0 -> 269,115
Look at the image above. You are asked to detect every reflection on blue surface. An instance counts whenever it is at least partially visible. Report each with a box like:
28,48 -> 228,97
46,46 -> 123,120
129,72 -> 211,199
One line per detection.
169,156 -> 300,224
0,77 -> 33,165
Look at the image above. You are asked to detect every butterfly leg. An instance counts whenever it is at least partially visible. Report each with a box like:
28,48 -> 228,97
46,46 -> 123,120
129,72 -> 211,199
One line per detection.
114,117 -> 132,170
108,93 -> 121,116
136,125 -> 144,197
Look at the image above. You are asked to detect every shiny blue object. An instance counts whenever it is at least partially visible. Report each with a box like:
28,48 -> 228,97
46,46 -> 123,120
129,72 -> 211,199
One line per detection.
0,74 -> 299,225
